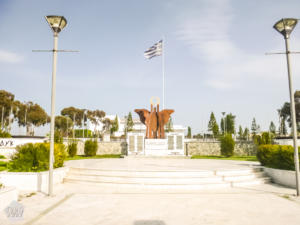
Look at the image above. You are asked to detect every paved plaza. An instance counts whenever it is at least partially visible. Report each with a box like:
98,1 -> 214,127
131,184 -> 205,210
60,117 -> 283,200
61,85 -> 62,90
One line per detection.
64,157 -> 260,171
1,158 -> 300,225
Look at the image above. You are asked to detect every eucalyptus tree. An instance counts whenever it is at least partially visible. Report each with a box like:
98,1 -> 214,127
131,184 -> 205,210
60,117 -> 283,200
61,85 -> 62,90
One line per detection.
0,90 -> 15,130
14,101 -> 48,135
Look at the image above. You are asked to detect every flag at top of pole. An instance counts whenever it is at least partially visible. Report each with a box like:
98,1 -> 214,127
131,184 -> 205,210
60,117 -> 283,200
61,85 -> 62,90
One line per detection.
144,40 -> 163,59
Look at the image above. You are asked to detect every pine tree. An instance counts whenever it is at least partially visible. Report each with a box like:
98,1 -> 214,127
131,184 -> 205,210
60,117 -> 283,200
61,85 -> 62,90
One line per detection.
208,112 -> 219,136
238,125 -> 243,140
269,121 -> 276,134
165,116 -> 174,132
187,126 -> 192,138
225,113 -> 236,134
251,118 -> 259,135
243,127 -> 249,140
281,119 -> 287,135
220,118 -> 225,134
126,112 -> 134,132
110,116 -> 119,134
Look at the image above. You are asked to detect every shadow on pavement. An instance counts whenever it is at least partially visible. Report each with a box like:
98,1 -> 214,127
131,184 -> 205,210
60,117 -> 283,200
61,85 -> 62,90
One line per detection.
134,220 -> 166,225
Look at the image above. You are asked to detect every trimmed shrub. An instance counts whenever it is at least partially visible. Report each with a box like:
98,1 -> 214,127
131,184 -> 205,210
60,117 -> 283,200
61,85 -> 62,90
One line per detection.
54,130 -> 63,143
68,142 -> 78,157
8,143 -> 67,172
253,132 -> 274,146
84,140 -> 98,156
257,144 -> 300,170
256,144 -> 277,166
0,130 -> 11,138
220,134 -> 235,157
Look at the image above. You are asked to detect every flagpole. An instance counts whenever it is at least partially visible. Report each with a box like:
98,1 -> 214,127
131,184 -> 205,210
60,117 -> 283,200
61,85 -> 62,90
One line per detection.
162,36 -> 165,109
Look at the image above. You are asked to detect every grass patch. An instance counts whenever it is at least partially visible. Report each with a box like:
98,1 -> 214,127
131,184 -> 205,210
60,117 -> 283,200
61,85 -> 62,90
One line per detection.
191,155 -> 258,161
0,161 -> 8,171
0,155 -> 6,159
66,154 -> 123,161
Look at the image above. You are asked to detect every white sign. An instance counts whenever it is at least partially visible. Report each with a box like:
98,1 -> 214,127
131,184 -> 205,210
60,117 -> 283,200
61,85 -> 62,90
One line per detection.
0,138 -> 45,148
145,139 -> 168,150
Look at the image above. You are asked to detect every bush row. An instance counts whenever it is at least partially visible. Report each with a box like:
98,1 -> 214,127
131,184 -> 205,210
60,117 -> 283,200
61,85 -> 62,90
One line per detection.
84,140 -> 98,156
8,139 -> 102,172
220,134 -> 235,157
257,144 -> 300,170
9,143 -> 67,172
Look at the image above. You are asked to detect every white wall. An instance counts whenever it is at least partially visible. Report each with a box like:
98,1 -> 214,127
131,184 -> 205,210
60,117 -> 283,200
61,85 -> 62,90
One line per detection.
0,167 -> 69,193
274,138 -> 300,146
264,167 -> 297,188
0,138 -> 45,157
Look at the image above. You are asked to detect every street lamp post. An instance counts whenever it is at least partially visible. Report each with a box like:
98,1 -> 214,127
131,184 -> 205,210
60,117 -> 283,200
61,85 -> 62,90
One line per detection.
45,15 -> 67,196
273,18 -> 300,196
73,113 -> 76,139
222,112 -> 226,135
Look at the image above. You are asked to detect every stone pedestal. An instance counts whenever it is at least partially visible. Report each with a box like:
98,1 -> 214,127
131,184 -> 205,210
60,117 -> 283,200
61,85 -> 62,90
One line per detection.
127,133 -> 145,155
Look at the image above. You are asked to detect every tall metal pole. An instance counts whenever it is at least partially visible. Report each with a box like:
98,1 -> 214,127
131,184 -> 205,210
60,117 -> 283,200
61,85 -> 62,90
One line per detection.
82,111 -> 85,139
162,37 -> 165,110
73,113 -> 75,139
284,37 -> 300,196
48,33 -> 58,196
222,112 -> 225,136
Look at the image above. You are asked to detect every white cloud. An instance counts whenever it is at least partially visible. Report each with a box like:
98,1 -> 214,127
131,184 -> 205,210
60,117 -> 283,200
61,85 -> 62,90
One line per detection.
0,50 -> 23,63
175,0 -> 300,90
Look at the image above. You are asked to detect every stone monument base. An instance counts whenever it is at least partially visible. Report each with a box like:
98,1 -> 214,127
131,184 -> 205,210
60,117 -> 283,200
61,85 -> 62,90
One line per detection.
145,139 -> 168,156
144,139 -> 184,156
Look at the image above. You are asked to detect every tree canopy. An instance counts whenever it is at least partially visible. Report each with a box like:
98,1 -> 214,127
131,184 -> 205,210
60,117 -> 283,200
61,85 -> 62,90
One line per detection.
61,107 -> 84,127
278,91 -> 300,132
251,118 -> 260,135
220,113 -> 235,134
0,90 -> 15,128
208,112 -> 219,136
55,115 -> 73,136
126,112 -> 134,132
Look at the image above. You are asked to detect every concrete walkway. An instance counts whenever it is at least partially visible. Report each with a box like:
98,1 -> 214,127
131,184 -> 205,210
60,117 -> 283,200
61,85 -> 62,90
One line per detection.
1,158 -> 300,225
65,157 -> 260,171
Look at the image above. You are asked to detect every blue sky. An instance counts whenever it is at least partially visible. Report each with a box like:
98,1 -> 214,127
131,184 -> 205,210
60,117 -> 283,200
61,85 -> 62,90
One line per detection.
1,0 -> 300,135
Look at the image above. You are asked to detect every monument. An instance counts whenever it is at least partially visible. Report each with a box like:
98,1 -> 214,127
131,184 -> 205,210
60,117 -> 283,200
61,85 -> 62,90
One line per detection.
128,97 -> 184,156
134,97 -> 174,139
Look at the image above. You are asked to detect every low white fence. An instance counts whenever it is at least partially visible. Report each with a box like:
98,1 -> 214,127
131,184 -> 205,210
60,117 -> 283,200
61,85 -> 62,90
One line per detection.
0,167 -> 69,193
263,167 -> 296,188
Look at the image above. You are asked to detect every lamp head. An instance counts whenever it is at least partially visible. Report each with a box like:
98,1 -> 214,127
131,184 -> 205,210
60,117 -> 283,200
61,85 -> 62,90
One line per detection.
273,18 -> 298,39
45,15 -> 67,34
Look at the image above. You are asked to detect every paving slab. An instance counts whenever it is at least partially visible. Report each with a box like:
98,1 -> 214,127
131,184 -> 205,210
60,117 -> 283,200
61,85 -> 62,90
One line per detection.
7,189 -> 300,225
1,158 -> 299,225
65,158 -> 260,171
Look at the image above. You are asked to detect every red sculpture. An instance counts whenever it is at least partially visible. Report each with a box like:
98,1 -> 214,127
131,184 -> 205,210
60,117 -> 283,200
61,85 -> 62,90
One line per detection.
135,103 -> 174,139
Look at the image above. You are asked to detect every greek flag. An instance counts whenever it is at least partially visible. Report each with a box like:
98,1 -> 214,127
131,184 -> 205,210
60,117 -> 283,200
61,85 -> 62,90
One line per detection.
144,40 -> 163,59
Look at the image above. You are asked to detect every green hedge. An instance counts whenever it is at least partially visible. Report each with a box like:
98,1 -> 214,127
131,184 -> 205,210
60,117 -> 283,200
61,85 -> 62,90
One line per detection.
68,142 -> 78,157
8,143 -> 67,172
75,129 -> 93,138
0,130 -> 11,138
84,140 -> 98,156
220,134 -> 235,157
257,145 -> 300,170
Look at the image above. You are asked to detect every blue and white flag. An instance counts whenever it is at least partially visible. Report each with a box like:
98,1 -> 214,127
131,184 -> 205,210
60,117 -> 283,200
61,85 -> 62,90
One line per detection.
144,40 -> 163,59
